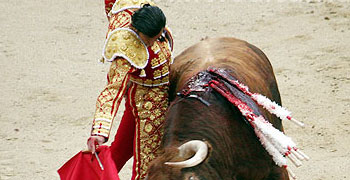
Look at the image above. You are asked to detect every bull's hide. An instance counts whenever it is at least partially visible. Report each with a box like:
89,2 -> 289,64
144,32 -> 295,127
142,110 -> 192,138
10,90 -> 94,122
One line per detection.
146,37 -> 293,180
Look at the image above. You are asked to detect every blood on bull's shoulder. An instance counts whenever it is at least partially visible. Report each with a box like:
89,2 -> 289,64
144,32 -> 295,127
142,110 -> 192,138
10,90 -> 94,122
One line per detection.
146,37 -> 291,180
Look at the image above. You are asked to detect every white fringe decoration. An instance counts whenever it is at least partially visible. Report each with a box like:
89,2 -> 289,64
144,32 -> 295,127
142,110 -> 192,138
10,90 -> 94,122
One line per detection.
228,94 -> 309,177
251,94 -> 305,127
208,76 -> 309,179
254,127 -> 287,167
230,79 -> 305,127
249,116 -> 299,180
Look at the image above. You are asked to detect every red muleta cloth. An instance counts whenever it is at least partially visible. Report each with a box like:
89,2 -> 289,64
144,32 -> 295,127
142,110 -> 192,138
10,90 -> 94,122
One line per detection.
58,146 -> 120,180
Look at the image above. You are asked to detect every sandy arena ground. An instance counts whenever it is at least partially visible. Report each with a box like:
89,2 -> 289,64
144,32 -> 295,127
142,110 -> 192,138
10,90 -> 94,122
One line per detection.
1,0 -> 349,179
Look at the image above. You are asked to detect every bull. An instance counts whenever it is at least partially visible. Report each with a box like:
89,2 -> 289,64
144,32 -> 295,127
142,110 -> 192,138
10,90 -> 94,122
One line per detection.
146,37 -> 290,180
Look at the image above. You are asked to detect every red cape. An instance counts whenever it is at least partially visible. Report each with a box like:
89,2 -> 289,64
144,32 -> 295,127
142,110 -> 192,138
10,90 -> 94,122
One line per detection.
58,146 -> 120,180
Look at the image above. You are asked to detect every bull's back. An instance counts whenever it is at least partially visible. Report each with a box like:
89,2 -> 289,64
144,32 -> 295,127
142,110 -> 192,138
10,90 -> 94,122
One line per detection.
170,37 -> 282,129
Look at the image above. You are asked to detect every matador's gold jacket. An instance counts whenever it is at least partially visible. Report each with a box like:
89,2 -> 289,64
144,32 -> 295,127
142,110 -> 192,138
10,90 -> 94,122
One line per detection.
91,0 -> 173,179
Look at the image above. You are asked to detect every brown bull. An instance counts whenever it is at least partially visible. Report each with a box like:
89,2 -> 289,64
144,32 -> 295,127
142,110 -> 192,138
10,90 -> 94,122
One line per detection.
146,37 -> 290,180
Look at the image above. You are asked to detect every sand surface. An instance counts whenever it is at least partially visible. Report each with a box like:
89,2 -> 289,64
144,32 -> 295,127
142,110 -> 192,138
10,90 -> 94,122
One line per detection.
1,0 -> 349,179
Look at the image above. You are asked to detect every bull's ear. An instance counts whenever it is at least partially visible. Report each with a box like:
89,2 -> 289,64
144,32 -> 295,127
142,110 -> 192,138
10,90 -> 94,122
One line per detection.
164,140 -> 209,168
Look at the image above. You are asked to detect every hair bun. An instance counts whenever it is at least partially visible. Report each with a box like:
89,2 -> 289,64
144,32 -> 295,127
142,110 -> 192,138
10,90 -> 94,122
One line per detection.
142,3 -> 151,8
132,3 -> 166,38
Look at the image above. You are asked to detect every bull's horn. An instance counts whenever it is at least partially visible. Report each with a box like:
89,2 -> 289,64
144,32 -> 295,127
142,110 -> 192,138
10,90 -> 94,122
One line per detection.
165,140 -> 209,168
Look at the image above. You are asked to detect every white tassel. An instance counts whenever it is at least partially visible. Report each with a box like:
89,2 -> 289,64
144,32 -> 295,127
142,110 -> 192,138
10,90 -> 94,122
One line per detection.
212,77 -> 309,178
253,128 -> 288,167
253,116 -> 297,150
251,94 -> 305,127
251,116 -> 308,168
227,78 -> 305,127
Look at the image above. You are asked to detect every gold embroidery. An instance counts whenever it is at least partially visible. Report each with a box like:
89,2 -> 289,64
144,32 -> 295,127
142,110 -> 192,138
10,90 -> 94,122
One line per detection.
148,91 -> 156,98
139,111 -> 150,119
104,29 -> 148,69
145,79 -> 153,85
109,11 -> 132,30
135,122 -> 141,180
125,37 -> 172,88
151,42 -> 160,53
153,96 -> 161,102
158,53 -> 166,63
133,86 -> 169,179
163,76 -> 169,82
92,59 -> 133,138
139,119 -> 146,133
112,0 -> 155,13
144,101 -> 153,110
162,66 -> 169,75
140,69 -> 146,77
154,109 -> 161,117
153,116 -> 164,126
93,121 -> 111,127
153,79 -> 161,85
153,70 -> 161,78
152,134 -> 158,141
158,40 -> 172,59
145,124 -> 153,133
91,127 -> 110,136
151,57 -> 159,67
130,76 -> 170,87
149,40 -> 173,70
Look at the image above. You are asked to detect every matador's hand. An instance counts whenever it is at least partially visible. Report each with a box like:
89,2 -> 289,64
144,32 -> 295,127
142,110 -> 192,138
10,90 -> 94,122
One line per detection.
87,136 -> 106,154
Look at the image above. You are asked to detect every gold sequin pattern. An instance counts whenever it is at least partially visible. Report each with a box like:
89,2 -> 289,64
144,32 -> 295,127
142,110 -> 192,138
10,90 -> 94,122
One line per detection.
157,40 -> 172,61
112,0 -> 155,13
151,42 -> 160,53
161,65 -> 169,75
92,59 -> 135,138
151,57 -> 160,67
130,76 -> 170,87
104,29 -> 148,68
153,70 -> 161,78
133,85 -> 169,179
150,41 -> 171,69
123,31 -> 172,87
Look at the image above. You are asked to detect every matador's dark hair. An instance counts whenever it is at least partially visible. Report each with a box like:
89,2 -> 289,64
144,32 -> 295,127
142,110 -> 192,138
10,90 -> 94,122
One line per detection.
132,4 -> 166,38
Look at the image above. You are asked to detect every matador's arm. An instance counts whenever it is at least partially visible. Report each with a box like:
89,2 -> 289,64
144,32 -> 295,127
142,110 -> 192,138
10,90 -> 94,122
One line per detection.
91,58 -> 135,140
